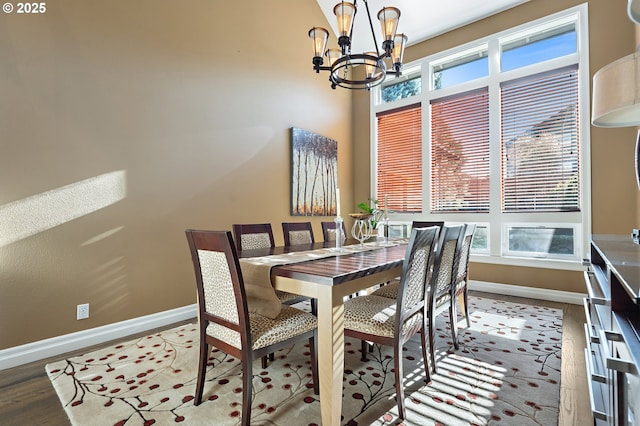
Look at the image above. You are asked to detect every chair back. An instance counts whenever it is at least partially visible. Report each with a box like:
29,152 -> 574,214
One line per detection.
394,226 -> 440,337
454,223 -> 476,292
411,221 -> 445,230
321,221 -> 347,242
232,223 -> 275,251
282,222 -> 315,246
429,224 -> 466,313
185,229 -> 250,354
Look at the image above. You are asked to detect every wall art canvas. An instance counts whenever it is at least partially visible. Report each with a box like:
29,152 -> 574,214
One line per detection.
290,127 -> 338,216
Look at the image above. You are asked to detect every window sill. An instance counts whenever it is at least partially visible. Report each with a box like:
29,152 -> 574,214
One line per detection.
469,253 -> 587,271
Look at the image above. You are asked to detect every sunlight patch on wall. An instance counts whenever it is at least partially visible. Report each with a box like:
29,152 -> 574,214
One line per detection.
81,226 -> 124,246
0,171 -> 126,248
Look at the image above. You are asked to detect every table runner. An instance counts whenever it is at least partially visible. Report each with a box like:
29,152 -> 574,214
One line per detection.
240,240 -> 407,318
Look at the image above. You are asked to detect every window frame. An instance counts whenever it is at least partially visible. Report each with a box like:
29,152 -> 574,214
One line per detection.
370,4 -> 590,268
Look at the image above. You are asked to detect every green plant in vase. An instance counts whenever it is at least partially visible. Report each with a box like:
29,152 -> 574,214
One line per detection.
356,198 -> 383,230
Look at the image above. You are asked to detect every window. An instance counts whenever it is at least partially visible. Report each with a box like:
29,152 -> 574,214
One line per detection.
501,66 -> 580,213
501,19 -> 576,72
376,104 -> 422,213
471,225 -> 489,253
432,45 -> 489,89
381,76 -> 421,103
505,225 -> 578,258
431,88 -> 490,213
372,5 -> 589,265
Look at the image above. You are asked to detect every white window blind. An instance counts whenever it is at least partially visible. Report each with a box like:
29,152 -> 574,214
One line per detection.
376,104 -> 422,213
501,66 -> 580,212
430,88 -> 490,212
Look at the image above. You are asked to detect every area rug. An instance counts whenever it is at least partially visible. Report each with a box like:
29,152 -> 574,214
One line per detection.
46,296 -> 562,425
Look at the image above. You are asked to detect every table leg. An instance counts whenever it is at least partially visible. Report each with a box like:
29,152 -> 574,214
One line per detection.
457,293 -> 465,317
316,285 -> 343,426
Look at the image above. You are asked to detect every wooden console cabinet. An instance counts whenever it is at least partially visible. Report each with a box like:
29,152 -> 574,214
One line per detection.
584,235 -> 640,425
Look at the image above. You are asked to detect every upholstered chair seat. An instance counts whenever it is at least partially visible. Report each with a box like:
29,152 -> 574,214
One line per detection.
206,305 -> 317,351
344,295 -> 424,338
370,280 -> 399,299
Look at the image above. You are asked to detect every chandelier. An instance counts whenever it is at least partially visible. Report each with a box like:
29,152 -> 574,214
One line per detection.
309,0 -> 408,90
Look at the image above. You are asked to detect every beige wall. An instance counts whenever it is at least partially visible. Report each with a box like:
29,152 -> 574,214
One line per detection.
0,1 -> 353,349
353,0 -> 639,294
1,0 -> 637,350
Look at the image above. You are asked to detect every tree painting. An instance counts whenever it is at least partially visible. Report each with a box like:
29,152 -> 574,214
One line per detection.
291,128 -> 338,216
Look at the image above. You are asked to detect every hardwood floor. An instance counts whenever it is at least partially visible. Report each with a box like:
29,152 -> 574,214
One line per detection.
0,292 -> 590,425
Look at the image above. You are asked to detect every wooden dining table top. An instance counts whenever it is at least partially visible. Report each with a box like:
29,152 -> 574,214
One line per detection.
238,239 -> 408,287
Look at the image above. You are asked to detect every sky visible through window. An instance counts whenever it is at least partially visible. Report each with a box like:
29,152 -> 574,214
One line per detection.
436,31 -> 576,89
502,31 -> 576,72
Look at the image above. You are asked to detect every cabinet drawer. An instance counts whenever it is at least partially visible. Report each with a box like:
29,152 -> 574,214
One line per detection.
584,269 -> 608,305
584,345 -> 608,422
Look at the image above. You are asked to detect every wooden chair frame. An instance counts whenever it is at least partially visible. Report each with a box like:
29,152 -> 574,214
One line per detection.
186,230 -> 318,426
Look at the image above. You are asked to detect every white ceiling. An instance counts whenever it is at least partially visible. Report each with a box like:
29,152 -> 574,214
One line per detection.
315,0 -> 530,53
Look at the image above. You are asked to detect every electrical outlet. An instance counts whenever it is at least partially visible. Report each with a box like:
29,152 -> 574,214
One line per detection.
77,303 -> 89,320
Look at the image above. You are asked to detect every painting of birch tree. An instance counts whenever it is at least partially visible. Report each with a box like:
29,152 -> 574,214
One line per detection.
290,128 -> 338,216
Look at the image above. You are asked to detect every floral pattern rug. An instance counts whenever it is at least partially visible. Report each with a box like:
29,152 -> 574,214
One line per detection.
46,296 -> 562,425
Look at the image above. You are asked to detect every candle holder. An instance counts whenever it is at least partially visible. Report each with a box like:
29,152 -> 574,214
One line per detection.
380,216 -> 392,246
349,213 -> 375,248
332,216 -> 345,252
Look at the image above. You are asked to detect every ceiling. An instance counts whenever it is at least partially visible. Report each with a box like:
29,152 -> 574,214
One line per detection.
315,0 -> 530,53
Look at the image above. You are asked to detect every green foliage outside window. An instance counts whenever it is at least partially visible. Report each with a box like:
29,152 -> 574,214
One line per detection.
381,77 -> 421,103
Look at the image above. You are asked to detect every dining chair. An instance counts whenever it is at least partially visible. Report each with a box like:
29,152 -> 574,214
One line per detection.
320,220 -> 347,243
342,226 -> 440,420
427,224 -> 466,372
185,229 -> 318,426
232,223 -> 276,252
450,223 -> 476,349
282,221 -> 315,246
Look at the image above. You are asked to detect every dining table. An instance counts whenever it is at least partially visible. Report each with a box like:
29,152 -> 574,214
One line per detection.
239,239 -> 408,426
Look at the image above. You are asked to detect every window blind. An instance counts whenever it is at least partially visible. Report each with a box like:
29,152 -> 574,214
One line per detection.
501,66 -> 580,212
430,88 -> 490,212
376,104 -> 422,213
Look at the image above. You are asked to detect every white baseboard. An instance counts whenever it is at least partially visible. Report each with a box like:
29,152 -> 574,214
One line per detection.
0,304 -> 197,371
469,280 -> 585,305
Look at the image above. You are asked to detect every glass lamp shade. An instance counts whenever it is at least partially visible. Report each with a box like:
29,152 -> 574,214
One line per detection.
309,27 -> 329,61
364,52 -> 378,79
391,33 -> 408,66
592,51 -> 640,127
334,2 -> 356,38
326,48 -> 342,67
377,7 -> 400,43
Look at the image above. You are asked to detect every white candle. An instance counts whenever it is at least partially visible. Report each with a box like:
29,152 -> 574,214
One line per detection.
384,194 -> 388,214
336,187 -> 341,217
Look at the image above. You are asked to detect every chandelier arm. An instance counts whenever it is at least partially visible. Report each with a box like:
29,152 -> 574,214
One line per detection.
362,0 -> 382,58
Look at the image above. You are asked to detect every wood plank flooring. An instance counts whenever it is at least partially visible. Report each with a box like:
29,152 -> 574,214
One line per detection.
0,292 -> 590,425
